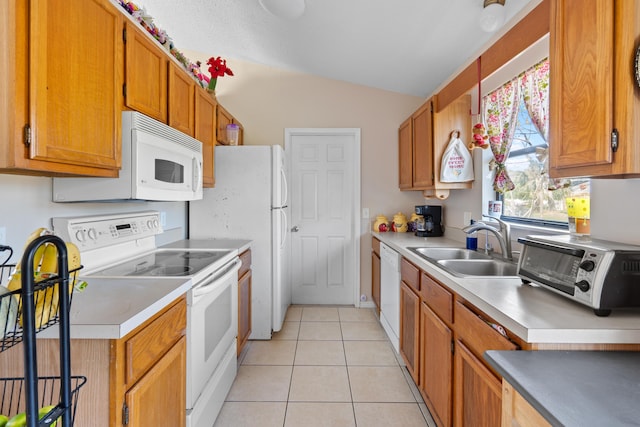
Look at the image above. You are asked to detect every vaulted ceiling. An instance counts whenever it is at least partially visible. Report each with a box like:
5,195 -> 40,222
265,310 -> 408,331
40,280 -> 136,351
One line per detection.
139,0 -> 539,97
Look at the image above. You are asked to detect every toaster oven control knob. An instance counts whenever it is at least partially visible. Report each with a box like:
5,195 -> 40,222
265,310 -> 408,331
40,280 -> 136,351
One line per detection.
575,280 -> 591,292
579,260 -> 596,272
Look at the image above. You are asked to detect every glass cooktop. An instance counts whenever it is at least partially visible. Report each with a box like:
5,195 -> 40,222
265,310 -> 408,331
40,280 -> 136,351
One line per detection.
90,249 -> 233,277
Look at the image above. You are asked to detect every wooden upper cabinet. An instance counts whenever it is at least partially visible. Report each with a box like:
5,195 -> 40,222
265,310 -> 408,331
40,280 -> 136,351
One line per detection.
195,89 -> 217,187
216,104 -> 244,145
124,22 -> 168,122
216,104 -> 234,145
550,0 -> 640,178
168,62 -> 196,137
0,0 -> 122,176
398,117 -> 413,189
398,95 -> 471,198
412,99 -> 434,189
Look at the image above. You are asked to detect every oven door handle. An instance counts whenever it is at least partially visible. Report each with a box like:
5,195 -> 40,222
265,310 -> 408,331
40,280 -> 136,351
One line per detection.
192,258 -> 242,298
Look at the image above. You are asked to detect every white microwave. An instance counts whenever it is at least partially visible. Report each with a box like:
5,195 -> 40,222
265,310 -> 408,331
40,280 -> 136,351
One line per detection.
53,112 -> 203,202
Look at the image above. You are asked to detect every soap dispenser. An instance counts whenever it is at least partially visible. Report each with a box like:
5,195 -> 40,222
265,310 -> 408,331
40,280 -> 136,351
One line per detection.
466,220 -> 478,250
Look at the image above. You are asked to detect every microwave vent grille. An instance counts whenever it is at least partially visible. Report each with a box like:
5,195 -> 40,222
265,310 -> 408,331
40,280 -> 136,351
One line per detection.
128,112 -> 203,154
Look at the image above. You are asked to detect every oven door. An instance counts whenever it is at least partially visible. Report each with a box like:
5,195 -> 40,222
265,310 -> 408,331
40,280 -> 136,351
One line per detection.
186,257 -> 240,409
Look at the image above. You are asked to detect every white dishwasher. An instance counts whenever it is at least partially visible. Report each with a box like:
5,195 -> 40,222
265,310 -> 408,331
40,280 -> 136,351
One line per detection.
379,242 -> 401,353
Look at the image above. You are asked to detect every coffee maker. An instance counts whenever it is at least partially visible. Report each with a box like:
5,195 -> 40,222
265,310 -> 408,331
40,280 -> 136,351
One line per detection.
414,205 -> 443,237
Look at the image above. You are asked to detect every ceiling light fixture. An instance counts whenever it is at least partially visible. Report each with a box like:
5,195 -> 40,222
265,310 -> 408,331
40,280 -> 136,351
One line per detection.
480,0 -> 506,32
259,0 -> 306,20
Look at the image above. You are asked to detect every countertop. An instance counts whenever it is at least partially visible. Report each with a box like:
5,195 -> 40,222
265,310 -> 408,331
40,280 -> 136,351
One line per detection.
373,232 -> 640,344
40,239 -> 252,340
484,350 -> 640,426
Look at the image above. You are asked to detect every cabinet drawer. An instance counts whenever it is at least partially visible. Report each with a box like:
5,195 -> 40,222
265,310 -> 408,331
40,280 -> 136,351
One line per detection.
454,301 -> 517,360
401,258 -> 420,293
420,272 -> 452,324
125,298 -> 186,385
372,237 -> 380,256
239,249 -> 252,278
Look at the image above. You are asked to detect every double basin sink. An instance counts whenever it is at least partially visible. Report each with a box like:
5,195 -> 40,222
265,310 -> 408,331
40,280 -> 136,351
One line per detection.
408,247 -> 519,278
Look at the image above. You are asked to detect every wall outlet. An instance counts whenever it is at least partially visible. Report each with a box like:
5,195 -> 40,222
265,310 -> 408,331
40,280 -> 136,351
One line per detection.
159,212 -> 167,228
362,208 -> 370,219
0,227 -> 5,245
463,212 -> 472,226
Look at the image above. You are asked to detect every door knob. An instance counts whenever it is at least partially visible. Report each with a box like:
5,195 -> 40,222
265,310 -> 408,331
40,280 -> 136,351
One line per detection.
291,226 -> 300,232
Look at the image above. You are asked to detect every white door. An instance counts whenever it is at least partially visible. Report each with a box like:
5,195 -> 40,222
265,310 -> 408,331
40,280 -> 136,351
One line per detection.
286,129 -> 361,305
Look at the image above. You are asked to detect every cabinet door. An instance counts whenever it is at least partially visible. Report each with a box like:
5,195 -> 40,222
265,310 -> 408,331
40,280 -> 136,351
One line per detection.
371,251 -> 381,314
398,117 -> 413,189
124,22 -> 168,122
399,282 -> 420,383
168,62 -> 195,137
238,269 -> 252,356
412,100 -> 434,188
216,105 -> 233,145
420,302 -> 452,427
549,0 -> 614,174
195,89 -> 217,187
126,336 -> 186,427
28,0 -> 122,171
454,340 -> 502,427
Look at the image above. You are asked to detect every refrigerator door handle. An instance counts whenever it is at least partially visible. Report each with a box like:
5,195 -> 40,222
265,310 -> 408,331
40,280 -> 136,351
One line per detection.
281,208 -> 288,249
280,168 -> 289,207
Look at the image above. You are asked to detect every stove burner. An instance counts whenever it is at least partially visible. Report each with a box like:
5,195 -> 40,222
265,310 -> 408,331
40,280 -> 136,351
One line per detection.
181,252 -> 218,259
150,265 -> 194,276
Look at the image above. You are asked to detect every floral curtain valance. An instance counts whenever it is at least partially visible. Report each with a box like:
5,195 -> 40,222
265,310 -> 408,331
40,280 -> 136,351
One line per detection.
482,58 -> 552,193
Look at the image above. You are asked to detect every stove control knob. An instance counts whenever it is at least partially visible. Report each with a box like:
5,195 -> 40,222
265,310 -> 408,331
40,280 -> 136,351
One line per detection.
579,260 -> 596,272
75,229 -> 85,242
575,280 -> 591,292
147,220 -> 158,230
87,228 -> 97,240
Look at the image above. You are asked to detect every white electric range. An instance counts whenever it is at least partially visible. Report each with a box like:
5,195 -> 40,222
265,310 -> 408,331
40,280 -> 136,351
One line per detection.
52,211 -> 240,427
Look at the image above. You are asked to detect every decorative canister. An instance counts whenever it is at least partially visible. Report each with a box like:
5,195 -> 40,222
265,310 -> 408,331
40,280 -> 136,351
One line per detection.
373,215 -> 389,232
407,213 -> 421,232
392,212 -> 408,232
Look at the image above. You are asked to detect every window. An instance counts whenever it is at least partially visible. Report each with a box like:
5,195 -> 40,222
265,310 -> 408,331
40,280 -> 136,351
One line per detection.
483,58 -> 590,229
500,99 -> 590,227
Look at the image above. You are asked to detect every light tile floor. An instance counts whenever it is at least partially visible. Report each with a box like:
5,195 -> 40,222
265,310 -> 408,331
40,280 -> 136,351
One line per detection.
214,305 -> 437,427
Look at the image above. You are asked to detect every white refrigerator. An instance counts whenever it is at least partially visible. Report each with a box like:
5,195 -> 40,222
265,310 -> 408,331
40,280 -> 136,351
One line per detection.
189,145 -> 291,339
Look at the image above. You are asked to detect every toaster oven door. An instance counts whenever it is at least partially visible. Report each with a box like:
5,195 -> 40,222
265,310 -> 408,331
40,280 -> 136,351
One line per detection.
518,238 -> 585,296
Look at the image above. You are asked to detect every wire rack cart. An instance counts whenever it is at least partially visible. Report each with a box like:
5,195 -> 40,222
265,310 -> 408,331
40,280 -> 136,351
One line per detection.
0,235 -> 85,426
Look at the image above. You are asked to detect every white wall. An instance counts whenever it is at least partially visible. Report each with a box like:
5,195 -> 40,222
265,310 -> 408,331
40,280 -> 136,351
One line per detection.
0,174 -> 187,265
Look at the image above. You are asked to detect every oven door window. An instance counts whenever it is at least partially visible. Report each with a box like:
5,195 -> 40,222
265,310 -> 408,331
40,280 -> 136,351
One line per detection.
205,286 -> 232,358
155,159 -> 185,184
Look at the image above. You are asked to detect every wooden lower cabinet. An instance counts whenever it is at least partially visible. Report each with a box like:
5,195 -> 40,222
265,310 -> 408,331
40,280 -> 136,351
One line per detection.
400,282 -> 420,383
237,249 -> 252,356
501,381 -> 551,427
454,341 -> 503,427
125,336 -> 186,427
0,296 -> 189,427
371,250 -> 381,315
420,302 -> 452,427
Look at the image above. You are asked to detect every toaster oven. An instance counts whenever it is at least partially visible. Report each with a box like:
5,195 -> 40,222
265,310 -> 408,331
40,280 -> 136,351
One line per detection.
517,235 -> 640,316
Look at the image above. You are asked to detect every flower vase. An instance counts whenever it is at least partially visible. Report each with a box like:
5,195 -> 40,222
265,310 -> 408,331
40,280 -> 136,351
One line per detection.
207,78 -> 217,96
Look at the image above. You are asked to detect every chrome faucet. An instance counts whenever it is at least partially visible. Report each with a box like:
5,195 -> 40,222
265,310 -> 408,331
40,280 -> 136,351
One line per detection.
462,215 -> 513,261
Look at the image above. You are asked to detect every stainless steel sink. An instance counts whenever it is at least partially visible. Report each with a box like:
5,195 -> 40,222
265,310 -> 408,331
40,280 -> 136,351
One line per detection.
436,259 -> 519,277
408,247 -> 492,261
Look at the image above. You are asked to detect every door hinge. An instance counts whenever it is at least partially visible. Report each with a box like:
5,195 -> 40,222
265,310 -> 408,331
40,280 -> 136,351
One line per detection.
23,124 -> 31,146
122,402 -> 129,425
123,28 -> 127,43
611,128 -> 619,153
451,340 -> 455,354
